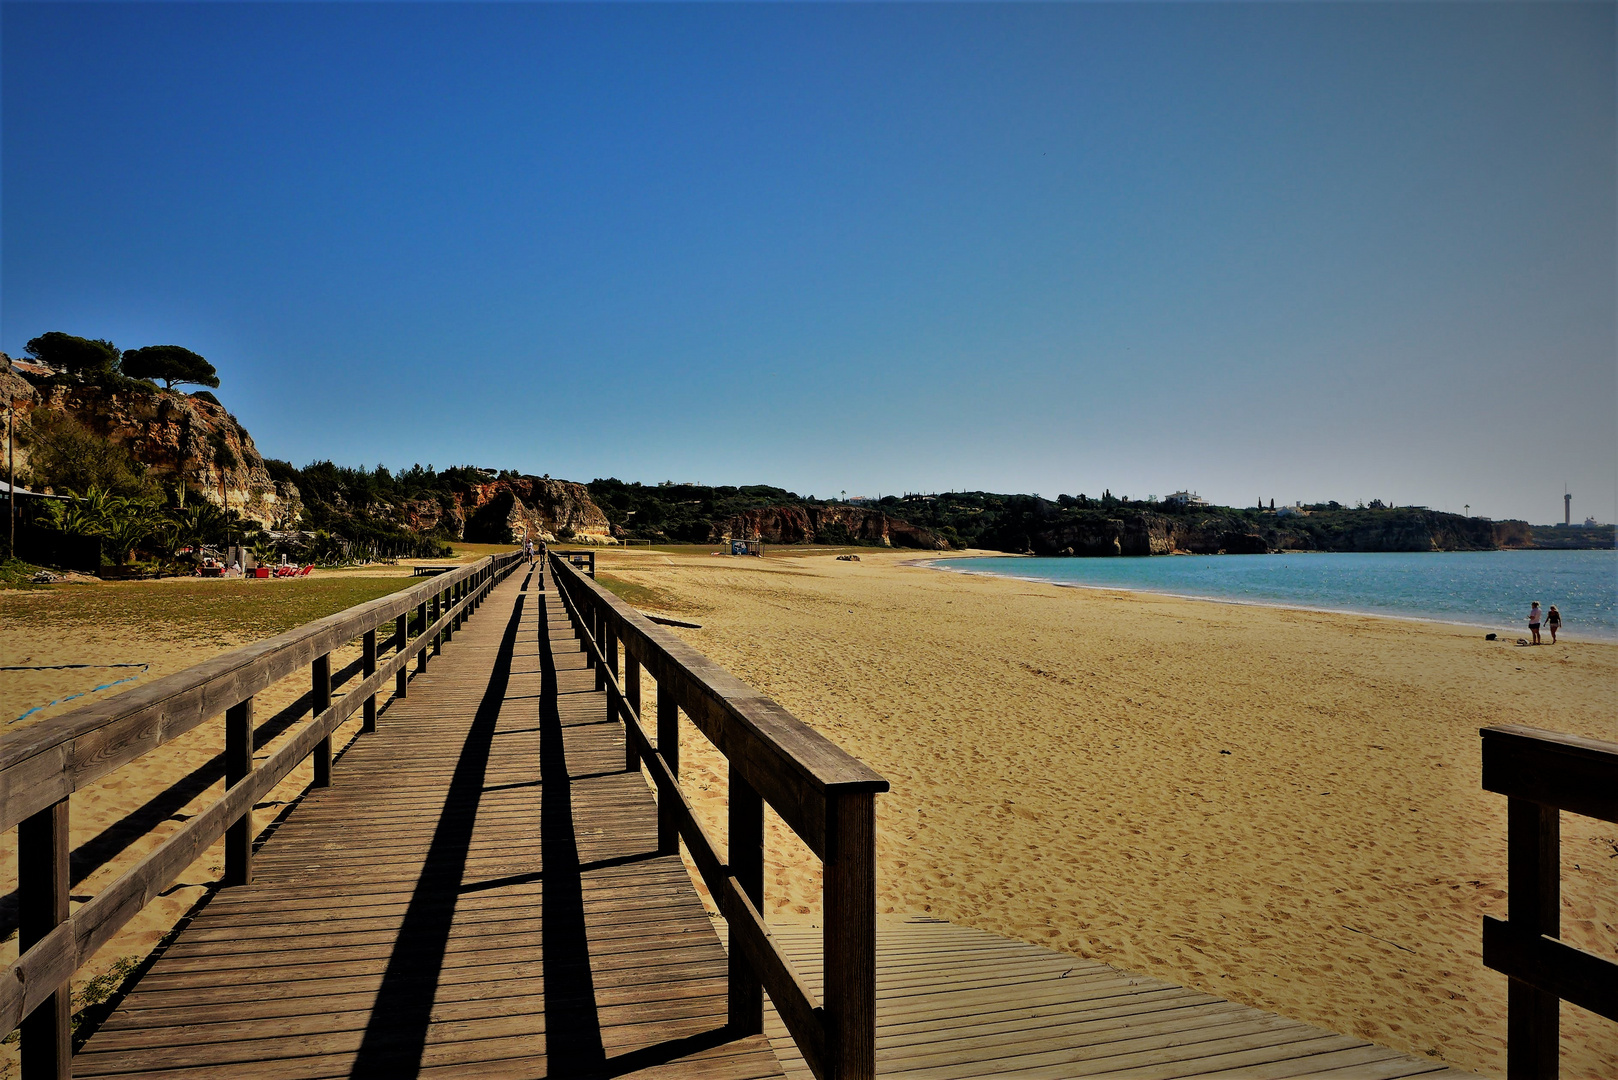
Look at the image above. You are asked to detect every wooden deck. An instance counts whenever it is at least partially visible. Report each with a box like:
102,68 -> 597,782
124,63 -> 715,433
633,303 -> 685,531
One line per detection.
75,563 -> 785,1079
744,920 -> 1480,1080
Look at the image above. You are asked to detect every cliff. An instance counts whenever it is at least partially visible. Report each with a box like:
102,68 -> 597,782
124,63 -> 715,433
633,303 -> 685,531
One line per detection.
459,477 -> 614,544
277,466 -> 615,546
714,505 -> 951,550
4,369 -> 301,529
1023,508 -> 1532,557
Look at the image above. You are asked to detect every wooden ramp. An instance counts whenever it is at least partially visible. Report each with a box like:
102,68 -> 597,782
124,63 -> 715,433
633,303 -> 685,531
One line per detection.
747,920 -> 1481,1080
75,564 -> 784,1079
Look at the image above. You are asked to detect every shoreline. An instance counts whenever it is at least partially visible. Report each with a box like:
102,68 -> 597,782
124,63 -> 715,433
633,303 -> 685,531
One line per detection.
919,552 -> 1618,643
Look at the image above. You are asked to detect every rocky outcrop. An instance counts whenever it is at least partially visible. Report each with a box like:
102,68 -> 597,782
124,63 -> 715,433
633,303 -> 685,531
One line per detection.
6,372 -> 300,529
1026,508 -> 1531,557
713,506 -> 951,550
460,477 -> 613,545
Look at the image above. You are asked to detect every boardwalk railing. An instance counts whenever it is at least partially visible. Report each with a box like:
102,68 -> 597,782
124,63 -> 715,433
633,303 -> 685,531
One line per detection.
1,552 -> 524,1079
547,551 -> 889,1080
1480,724 -> 1618,1079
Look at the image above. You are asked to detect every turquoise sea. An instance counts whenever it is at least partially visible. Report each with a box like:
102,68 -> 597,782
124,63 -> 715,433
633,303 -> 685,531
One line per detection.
929,549 -> 1618,640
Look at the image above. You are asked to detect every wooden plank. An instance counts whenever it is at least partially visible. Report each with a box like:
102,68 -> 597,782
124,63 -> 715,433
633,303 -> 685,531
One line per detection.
730,767 -> 766,1036
17,797 -> 70,1080
76,559 -> 786,1080
825,790 -> 877,1080
746,920 -> 1481,1080
1484,917 -> 1618,1023
224,696 -> 254,886
312,652 -> 332,787
1481,724 -> 1618,822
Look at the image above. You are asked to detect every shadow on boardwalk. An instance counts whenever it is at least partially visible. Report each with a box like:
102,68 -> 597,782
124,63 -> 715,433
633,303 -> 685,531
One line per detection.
73,565 -> 783,1079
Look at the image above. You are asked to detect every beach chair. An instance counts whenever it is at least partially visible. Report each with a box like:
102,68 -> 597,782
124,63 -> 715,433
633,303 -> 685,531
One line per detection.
299,565 -> 313,576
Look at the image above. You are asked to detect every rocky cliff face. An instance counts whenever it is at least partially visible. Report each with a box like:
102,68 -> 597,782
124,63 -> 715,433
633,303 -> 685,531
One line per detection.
4,371 -> 301,529
460,477 -> 614,545
327,477 -> 614,545
714,506 -> 951,550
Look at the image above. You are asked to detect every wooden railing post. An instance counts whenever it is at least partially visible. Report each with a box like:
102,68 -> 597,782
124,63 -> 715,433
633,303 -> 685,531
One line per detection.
598,618 -> 614,693
395,612 -> 409,699
225,697 -> 254,886
579,591 -> 591,656
624,656 -> 642,773
1508,798 -> 1561,1079
417,601 -> 430,670
362,629 -> 378,733
312,653 -> 332,787
729,768 -> 765,1035
825,789 -> 877,1080
18,797 -> 70,1080
431,593 -> 442,657
657,680 -> 679,856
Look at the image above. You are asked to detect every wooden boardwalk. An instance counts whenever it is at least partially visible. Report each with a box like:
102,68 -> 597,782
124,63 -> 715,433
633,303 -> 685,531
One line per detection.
53,556 -> 1503,1079
744,920 -> 1480,1080
75,563 -> 784,1079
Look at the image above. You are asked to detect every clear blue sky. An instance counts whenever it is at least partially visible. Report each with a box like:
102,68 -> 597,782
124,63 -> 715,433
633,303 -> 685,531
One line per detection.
4,2 -> 1613,524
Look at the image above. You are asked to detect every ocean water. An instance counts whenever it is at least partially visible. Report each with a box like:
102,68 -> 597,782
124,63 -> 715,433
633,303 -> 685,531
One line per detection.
930,549 -> 1618,640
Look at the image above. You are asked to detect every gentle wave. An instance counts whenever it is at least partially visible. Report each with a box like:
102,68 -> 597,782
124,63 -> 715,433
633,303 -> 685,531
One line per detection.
926,549 -> 1618,640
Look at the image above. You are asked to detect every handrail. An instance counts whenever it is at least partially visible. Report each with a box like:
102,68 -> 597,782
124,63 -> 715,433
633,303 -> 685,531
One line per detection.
0,556 -> 517,832
1480,724 -> 1618,1079
547,551 -> 887,1080
4,551 -> 526,1077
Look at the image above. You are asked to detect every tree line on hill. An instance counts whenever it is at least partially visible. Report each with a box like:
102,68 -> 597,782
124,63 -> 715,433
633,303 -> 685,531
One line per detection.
19,331 -> 221,393
583,482 -> 1540,554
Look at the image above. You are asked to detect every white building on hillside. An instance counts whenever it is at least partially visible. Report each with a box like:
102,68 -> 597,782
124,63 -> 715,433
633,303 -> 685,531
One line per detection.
1164,490 -> 1208,507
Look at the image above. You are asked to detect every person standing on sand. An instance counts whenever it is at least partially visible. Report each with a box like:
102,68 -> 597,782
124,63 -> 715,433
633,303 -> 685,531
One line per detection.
1546,604 -> 1562,644
1528,601 -> 1542,644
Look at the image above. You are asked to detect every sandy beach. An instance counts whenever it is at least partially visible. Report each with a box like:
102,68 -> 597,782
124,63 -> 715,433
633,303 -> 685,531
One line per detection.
2,546 -> 1614,1077
599,546 -> 1617,1078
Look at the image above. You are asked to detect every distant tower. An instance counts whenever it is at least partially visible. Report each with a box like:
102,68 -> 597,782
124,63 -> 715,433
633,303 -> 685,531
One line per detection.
1565,488 -> 1572,526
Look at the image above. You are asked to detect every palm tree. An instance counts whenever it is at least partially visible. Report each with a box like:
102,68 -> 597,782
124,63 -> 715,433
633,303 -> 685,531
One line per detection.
211,433 -> 240,556
99,502 -> 161,565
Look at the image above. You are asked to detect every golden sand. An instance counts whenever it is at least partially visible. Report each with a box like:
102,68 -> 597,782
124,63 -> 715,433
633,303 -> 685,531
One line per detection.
602,546 -> 1617,1078
2,549 -> 1614,1077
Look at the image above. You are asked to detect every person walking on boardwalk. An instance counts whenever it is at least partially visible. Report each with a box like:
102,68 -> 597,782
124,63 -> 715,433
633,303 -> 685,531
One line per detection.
1546,604 -> 1562,644
1528,601 -> 1543,644
523,536 -> 534,563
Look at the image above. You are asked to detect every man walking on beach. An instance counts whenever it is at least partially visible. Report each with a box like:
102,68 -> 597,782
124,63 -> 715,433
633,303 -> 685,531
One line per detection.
1528,601 -> 1542,644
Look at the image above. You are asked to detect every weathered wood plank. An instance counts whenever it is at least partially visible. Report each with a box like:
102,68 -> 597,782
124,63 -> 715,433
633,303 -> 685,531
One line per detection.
75,560 -> 785,1080
747,920 -> 1480,1080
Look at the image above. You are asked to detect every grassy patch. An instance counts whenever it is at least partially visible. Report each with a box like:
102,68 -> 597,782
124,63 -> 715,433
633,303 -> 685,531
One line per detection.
0,557 -> 48,589
596,573 -> 685,613
0,575 -> 421,639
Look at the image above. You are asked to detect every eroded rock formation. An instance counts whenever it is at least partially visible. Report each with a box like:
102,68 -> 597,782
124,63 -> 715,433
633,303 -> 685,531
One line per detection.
4,371 -> 301,529
460,477 -> 614,545
714,506 -> 951,550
